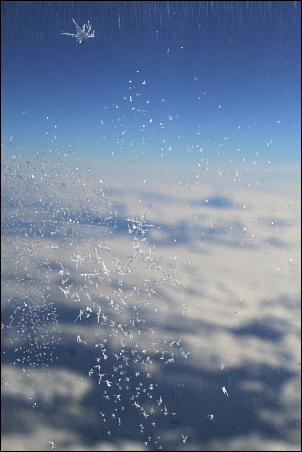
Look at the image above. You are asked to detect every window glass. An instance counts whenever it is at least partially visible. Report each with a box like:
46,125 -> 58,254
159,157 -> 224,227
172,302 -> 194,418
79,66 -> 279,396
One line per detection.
1,2 -> 300,451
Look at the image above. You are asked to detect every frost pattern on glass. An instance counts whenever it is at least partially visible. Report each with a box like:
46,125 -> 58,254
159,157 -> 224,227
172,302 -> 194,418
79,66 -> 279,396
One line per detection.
1,151 -> 190,449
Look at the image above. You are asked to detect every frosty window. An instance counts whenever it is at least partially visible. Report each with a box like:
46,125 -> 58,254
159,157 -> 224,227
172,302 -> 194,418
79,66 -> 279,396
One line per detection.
1,2 -> 300,451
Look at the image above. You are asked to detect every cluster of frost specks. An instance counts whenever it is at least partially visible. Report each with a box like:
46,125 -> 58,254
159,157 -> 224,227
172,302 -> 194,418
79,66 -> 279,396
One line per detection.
2,151 -> 189,448
1,150 -> 110,367
1,152 -> 60,367
57,208 -> 190,447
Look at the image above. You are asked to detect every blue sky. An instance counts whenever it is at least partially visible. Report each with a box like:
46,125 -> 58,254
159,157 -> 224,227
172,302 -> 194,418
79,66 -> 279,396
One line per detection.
1,1 -> 301,169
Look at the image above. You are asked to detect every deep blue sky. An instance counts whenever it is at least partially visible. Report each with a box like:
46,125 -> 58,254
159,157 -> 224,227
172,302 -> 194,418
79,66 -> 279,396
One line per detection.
1,1 -> 301,169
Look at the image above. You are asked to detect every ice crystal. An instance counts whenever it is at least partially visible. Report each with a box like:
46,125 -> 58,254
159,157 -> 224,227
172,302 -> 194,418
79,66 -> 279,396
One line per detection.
61,18 -> 95,43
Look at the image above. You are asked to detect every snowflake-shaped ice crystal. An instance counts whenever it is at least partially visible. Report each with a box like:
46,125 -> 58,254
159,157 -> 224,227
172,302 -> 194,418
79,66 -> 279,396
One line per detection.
61,18 -> 95,43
